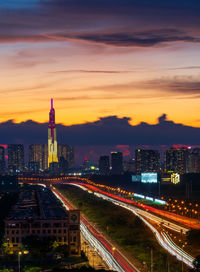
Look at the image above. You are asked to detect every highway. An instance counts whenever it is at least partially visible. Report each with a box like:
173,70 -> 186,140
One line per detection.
67,182 -> 195,268
51,187 -> 141,272
78,183 -> 200,230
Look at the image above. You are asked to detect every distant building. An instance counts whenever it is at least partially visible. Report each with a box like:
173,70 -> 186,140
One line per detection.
59,156 -> 68,174
58,144 -> 74,169
8,144 -> 24,173
111,152 -> 123,175
165,147 -> 187,174
123,159 -> 135,173
135,149 -> 160,173
5,186 -> 80,255
186,148 -> 200,173
28,161 -> 40,174
49,162 -> 59,174
43,144 -> 48,170
0,146 -> 6,174
99,156 -> 110,175
29,144 -> 43,172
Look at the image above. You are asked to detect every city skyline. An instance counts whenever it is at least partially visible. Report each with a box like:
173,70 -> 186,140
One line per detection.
1,1 -> 200,127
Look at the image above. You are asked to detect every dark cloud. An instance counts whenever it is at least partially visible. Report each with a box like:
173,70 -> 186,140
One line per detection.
1,1 -> 200,47
145,78 -> 200,94
0,114 -> 199,146
59,29 -> 200,47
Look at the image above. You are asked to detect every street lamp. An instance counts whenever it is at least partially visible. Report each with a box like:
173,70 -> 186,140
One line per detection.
18,250 -> 29,272
18,251 -> 22,272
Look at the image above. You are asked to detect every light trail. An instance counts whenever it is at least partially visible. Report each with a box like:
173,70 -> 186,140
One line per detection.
51,187 -> 141,272
69,183 -> 194,268
74,182 -> 200,230
72,183 -> 188,234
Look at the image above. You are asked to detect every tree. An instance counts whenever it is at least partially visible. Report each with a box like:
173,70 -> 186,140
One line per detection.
23,267 -> 41,272
1,242 -> 10,255
193,255 -> 200,271
187,230 -> 200,247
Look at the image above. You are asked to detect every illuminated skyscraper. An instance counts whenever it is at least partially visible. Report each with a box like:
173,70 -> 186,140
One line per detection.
48,99 -> 58,167
8,144 -> 24,173
165,147 -> 187,174
135,149 -> 160,173
186,148 -> 200,173
29,144 -> 43,171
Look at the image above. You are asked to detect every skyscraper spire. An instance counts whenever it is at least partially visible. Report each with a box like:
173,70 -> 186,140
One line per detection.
51,98 -> 53,110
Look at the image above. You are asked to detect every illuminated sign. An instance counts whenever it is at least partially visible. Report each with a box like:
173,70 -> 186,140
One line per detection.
171,173 -> 180,184
161,177 -> 171,182
132,175 -> 141,182
134,193 -> 145,199
141,173 -> 158,183
155,199 -> 166,205
146,196 -> 153,201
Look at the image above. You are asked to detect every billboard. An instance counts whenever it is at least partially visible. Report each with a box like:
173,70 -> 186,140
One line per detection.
132,175 -> 141,182
141,173 -> 158,183
171,173 -> 180,184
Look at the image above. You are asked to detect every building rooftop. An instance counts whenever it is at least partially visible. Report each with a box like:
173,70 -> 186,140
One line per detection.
7,185 -> 67,220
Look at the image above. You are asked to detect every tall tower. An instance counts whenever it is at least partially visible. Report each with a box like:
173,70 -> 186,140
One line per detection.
48,99 -> 58,167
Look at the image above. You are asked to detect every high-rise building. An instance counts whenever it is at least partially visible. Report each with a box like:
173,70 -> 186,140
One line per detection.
135,149 -> 160,173
43,144 -> 48,170
58,144 -> 74,169
8,144 -> 24,173
59,156 -> 68,174
48,99 -> 58,167
99,156 -> 110,175
186,148 -> 200,173
111,152 -> 123,175
29,144 -> 43,171
123,159 -> 136,173
28,162 -> 40,174
165,147 -> 187,174
0,146 -> 6,174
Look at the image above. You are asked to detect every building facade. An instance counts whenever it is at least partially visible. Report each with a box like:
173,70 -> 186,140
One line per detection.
58,144 -> 74,170
0,146 -> 6,174
8,144 -> 24,173
135,149 -> 160,173
186,148 -> 200,173
99,156 -> 110,175
165,147 -> 187,174
5,186 -> 80,255
111,152 -> 123,175
29,144 -> 43,172
43,144 -> 48,170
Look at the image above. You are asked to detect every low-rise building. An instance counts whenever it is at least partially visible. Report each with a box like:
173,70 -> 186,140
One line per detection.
5,186 -> 80,255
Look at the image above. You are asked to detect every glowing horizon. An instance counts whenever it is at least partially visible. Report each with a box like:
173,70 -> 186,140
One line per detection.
1,1 -> 200,128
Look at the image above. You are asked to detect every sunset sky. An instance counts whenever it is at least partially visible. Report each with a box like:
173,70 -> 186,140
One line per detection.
1,0 -> 200,127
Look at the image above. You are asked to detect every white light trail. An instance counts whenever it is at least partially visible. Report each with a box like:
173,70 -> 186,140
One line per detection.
71,183 -> 194,268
